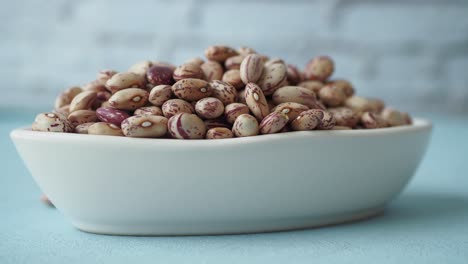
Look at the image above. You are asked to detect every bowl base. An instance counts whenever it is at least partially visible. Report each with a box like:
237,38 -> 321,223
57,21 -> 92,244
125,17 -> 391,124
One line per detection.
72,206 -> 385,236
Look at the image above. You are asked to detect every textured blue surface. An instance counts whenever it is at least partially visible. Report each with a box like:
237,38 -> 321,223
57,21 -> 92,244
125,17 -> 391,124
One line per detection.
1,111 -> 467,264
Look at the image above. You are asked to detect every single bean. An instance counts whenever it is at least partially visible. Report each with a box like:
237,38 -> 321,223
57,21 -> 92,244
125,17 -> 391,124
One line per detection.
206,127 -> 233,139
173,63 -> 204,81
149,85 -> 173,106
290,110 -> 322,131
172,78 -> 211,101
259,112 -> 289,134
272,102 -> 309,123
88,122 -> 124,136
147,65 -> 174,86
222,69 -> 244,90
108,88 -> 149,110
286,64 -> 303,85
201,61 -> 224,81
204,45 -> 238,62
168,113 -> 206,139
327,79 -> 354,97
208,80 -> 238,105
32,112 -> 74,132
297,80 -> 324,94
134,106 -> 163,116
258,62 -> 287,95
161,99 -> 194,118
232,114 -> 259,137
122,115 -> 168,138
195,97 -> 224,119
360,112 -> 388,129
54,86 -> 83,110
69,91 -> 97,113
96,107 -> 130,126
240,54 -> 264,84
304,56 -> 334,81
272,86 -> 318,108
75,122 -> 96,134
105,72 -> 146,93
319,84 -> 346,107
224,55 -> 245,70
67,110 -> 98,126
245,83 -> 269,121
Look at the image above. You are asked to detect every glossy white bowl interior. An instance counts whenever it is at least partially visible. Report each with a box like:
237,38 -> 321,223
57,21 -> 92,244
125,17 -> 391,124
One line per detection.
11,118 -> 432,235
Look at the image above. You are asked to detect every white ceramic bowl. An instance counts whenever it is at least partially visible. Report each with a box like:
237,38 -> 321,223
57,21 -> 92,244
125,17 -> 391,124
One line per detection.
11,118 -> 431,235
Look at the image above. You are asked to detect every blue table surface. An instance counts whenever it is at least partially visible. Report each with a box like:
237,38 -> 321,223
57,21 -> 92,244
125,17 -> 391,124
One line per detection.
1,110 -> 467,264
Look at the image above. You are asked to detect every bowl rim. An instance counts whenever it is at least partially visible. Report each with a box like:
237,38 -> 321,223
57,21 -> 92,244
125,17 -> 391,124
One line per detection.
10,118 -> 432,147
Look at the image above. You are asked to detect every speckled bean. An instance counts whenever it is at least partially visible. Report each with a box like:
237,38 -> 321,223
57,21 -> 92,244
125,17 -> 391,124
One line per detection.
172,78 -> 211,101
206,127 -> 233,139
168,113 -> 206,139
161,99 -> 195,118
272,102 -> 309,123
367,98 -> 385,113
381,108 -> 409,126
83,80 -> 107,93
232,114 -> 259,137
96,107 -> 130,126
148,85 -> 173,106
204,118 -> 231,130
105,72 -> 146,93
97,69 -> 118,83
67,110 -> 98,126
272,86 -> 318,108
317,110 -> 336,130
75,122 -> 96,134
224,55 -> 245,70
204,45 -> 238,62
360,112 -> 388,129
328,79 -> 354,97
240,54 -> 264,84
304,56 -> 334,81
222,69 -> 244,90
259,112 -> 289,134
328,107 -> 359,128
224,103 -> 250,124
54,86 -> 83,110
147,65 -> 174,86
201,61 -> 224,81
134,106 -> 163,116
69,91 -> 97,113
290,110 -> 322,131
345,96 -> 372,112
245,83 -> 269,121
173,63 -> 204,81
128,60 -> 152,76
258,62 -> 287,95
121,115 -> 168,138
88,122 -> 124,136
108,88 -> 149,110
319,84 -> 347,107
297,80 -> 324,94
286,64 -> 303,85
32,112 -> 74,132
208,80 -> 238,105
195,97 -> 225,119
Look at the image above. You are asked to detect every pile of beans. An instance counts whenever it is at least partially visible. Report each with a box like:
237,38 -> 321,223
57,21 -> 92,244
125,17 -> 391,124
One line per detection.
32,45 -> 412,139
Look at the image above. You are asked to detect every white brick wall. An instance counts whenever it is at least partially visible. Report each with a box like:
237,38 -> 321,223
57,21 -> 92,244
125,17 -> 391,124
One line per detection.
1,0 -> 467,113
